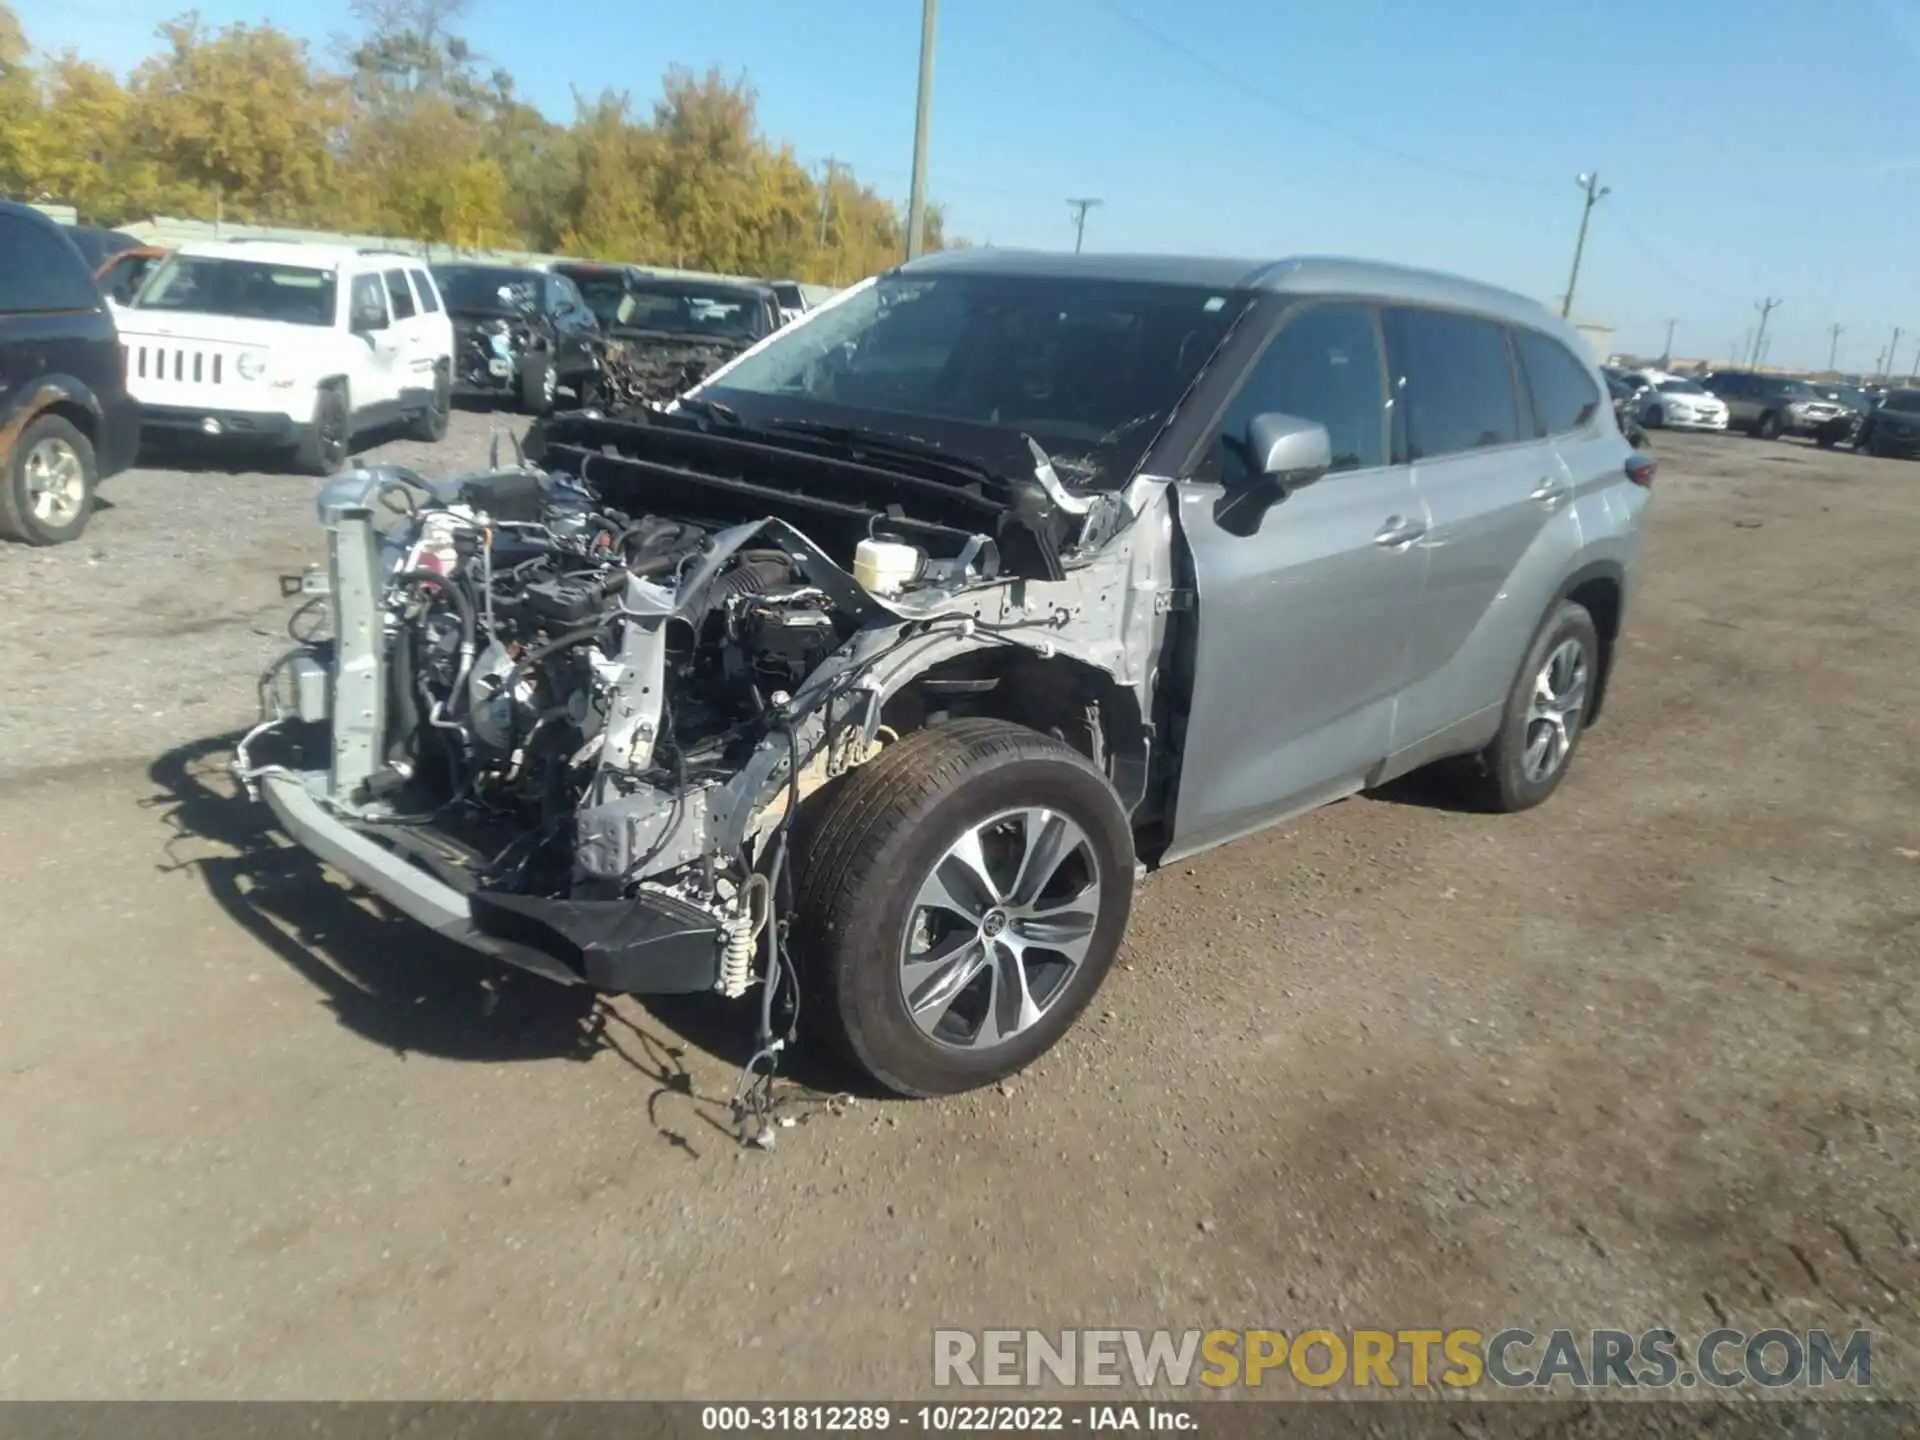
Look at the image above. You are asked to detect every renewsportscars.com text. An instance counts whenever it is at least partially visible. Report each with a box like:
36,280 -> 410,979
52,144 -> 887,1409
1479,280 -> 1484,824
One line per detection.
932,1328 -> 1872,1391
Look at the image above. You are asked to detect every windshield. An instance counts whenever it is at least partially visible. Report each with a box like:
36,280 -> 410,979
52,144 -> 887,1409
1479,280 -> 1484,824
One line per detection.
621,280 -> 774,342
698,271 -> 1252,487
555,268 -> 631,329
133,256 -> 337,326
1881,389 -> 1920,414
433,265 -> 539,314
1657,378 -> 1706,394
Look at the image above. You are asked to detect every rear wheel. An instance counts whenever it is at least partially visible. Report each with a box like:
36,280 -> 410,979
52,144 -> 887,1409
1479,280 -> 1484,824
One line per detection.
1465,601 -> 1600,814
1756,410 -> 1783,440
0,413 -> 96,546
293,384 -> 350,476
1645,405 -> 1665,428
795,718 -> 1135,1097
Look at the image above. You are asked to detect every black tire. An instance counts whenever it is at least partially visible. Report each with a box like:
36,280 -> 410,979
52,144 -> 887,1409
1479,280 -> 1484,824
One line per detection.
794,718 -> 1136,1097
293,384 -> 350,476
1756,410 -> 1783,440
410,362 -> 451,442
1645,405 -> 1664,428
0,413 -> 96,546
518,354 -> 556,415
1466,601 -> 1601,814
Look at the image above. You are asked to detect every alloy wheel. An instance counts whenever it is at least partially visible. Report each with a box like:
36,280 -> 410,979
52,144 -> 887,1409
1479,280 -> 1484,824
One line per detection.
24,437 -> 86,525
899,807 -> 1104,1051
1523,637 -> 1589,783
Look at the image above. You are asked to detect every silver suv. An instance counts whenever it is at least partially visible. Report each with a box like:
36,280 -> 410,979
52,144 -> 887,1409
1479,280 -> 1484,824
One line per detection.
240,253 -> 1652,1100
1700,370 -> 1846,439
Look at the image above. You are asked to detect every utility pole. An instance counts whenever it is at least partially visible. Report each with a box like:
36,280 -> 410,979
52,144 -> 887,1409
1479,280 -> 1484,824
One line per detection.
1828,323 -> 1844,373
1888,327 -> 1903,382
1560,171 -> 1609,319
1661,319 -> 1676,366
1748,298 -> 1781,369
816,157 -> 840,248
904,0 -> 938,261
1066,197 -> 1103,254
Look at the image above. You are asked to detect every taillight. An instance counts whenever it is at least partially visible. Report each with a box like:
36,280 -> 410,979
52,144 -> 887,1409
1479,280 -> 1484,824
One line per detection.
1626,453 -> 1657,487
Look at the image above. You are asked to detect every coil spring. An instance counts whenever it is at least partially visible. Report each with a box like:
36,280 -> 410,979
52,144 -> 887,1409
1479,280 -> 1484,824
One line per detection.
718,873 -> 772,999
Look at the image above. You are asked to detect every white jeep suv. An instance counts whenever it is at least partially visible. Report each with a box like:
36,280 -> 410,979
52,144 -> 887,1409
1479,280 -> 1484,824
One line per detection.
115,242 -> 454,474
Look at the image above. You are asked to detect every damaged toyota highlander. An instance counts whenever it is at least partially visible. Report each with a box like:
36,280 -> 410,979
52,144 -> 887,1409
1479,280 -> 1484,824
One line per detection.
238,251 -> 1651,1100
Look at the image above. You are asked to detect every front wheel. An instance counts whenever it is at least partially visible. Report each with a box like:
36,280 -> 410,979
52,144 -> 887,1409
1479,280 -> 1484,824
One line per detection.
795,718 -> 1136,1097
0,413 -> 96,545
1645,405 -> 1665,428
293,385 -> 350,476
1467,601 -> 1600,813
409,363 -> 450,442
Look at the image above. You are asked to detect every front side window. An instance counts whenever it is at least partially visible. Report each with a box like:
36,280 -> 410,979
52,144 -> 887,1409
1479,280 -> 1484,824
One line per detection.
384,269 -> 417,320
133,255 -> 337,327
1514,328 -> 1602,435
349,273 -> 388,329
700,272 -> 1252,487
1210,303 -> 1387,481
1386,307 -> 1522,459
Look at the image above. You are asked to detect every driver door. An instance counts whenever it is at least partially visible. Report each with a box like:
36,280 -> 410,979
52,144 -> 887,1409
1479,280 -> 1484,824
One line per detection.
1166,301 -> 1430,860
346,271 -> 398,417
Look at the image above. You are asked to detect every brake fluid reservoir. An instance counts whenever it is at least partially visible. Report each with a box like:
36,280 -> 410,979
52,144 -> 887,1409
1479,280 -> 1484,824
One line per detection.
853,538 -> 923,596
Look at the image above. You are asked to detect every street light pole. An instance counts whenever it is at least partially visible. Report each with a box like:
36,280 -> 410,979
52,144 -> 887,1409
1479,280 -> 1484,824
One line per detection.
1560,171 -> 1609,320
904,0 -> 938,262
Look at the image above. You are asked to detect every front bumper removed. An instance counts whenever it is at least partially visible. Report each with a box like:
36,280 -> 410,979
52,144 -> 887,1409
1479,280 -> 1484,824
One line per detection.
258,768 -> 722,994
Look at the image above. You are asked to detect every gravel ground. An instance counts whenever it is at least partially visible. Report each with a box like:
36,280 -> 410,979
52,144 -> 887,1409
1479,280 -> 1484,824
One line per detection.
0,420 -> 1915,1401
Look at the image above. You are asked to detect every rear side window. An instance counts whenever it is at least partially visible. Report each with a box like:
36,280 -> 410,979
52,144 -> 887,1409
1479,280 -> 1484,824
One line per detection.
409,268 -> 441,314
1212,302 -> 1388,479
349,273 -> 388,328
384,268 -> 417,320
0,215 -> 101,314
1514,329 -> 1602,435
1386,307 -> 1522,459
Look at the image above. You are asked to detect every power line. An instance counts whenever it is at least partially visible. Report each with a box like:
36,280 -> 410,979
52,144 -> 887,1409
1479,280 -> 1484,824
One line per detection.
1084,0 -> 1540,189
1066,197 -> 1103,253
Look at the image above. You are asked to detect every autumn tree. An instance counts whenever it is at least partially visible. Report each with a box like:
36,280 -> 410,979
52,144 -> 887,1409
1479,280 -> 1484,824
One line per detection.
0,4 -> 41,196
126,16 -> 349,223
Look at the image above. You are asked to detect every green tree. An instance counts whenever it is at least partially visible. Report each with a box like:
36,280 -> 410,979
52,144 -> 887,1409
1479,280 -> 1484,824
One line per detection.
0,4 -> 43,196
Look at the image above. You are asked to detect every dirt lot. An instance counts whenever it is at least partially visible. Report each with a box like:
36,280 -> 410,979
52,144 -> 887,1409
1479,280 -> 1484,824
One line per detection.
0,417 -> 1914,1400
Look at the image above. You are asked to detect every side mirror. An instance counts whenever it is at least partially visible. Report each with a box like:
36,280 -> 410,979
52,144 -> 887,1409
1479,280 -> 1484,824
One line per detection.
1245,412 -> 1333,488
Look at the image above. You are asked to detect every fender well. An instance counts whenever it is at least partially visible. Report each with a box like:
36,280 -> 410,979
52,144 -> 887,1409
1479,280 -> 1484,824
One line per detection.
1557,559 -> 1625,725
881,648 -> 1151,817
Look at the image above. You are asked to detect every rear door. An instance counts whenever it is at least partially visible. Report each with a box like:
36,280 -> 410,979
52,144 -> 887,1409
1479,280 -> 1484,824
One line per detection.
1168,300 -> 1429,858
381,266 -> 436,405
1387,307 -> 1580,755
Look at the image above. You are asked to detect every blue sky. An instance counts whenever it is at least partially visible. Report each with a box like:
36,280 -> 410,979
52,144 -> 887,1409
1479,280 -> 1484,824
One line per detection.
18,0 -> 1920,370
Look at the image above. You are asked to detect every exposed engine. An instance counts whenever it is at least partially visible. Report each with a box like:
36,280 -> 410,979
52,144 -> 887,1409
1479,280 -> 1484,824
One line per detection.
374,469 -> 855,900
593,336 -> 742,414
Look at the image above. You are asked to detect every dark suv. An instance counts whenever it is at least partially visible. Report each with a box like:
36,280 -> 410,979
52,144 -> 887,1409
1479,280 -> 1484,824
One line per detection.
431,264 -> 604,414
0,202 -> 141,545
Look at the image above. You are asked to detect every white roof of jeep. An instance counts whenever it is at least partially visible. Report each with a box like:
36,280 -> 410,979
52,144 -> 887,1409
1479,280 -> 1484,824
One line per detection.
170,239 -> 419,271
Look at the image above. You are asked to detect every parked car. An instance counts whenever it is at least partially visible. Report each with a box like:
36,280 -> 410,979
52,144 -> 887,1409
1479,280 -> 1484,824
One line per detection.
1852,388 -> 1920,457
1699,371 -> 1846,439
58,224 -> 144,273
1635,374 -> 1729,431
0,201 -> 141,545
1605,372 -> 1650,447
431,263 -> 603,414
1803,381 -> 1874,449
552,263 -> 784,409
239,251 -> 1652,1098
115,241 -> 454,475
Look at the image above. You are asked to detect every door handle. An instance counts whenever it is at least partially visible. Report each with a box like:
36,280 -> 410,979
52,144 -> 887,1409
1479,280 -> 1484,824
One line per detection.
1529,477 -> 1568,502
1373,516 -> 1427,548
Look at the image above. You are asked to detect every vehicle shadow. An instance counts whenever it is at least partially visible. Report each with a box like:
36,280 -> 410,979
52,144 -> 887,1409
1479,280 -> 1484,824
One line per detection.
136,418 -> 422,475
143,731 -> 866,1151
1362,760 -> 1498,814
